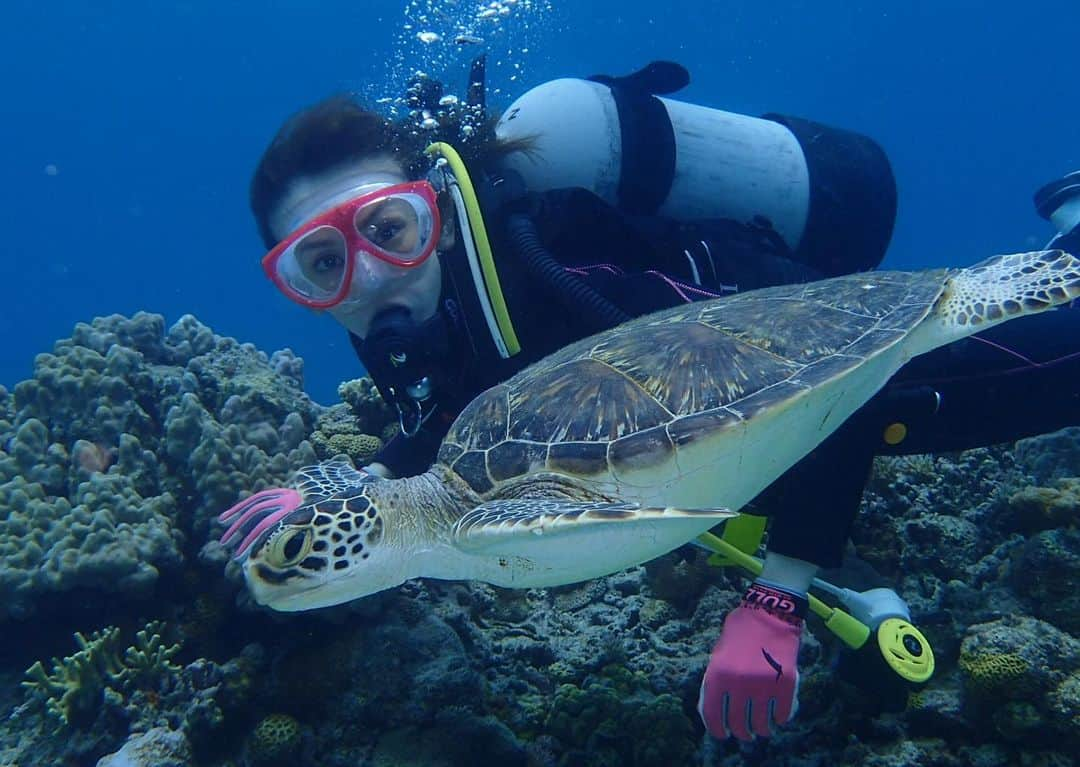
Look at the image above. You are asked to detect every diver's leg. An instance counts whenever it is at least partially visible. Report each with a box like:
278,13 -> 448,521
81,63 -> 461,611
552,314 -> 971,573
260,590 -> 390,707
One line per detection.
747,421 -> 878,569
871,306 -> 1080,456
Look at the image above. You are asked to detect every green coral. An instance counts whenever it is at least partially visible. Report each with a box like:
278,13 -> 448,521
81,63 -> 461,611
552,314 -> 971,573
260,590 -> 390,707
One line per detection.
22,627 -> 125,727
22,621 -> 183,728
544,665 -> 694,767
247,713 -> 302,767
959,652 -> 1033,700
120,620 -> 182,689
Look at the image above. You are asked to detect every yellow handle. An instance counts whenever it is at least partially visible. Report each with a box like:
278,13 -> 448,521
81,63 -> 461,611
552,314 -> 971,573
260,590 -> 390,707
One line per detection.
697,531 -> 871,650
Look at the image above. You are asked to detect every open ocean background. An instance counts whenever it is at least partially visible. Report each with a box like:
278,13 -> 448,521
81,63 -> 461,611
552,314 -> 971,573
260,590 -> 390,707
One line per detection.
3,0 -> 1078,404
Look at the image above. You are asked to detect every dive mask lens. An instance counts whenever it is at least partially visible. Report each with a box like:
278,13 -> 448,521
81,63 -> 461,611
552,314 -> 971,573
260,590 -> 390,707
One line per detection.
352,191 -> 438,265
271,225 -> 351,306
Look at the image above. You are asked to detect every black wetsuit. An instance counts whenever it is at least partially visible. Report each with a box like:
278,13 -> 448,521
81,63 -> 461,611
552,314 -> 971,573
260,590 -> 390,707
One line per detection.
354,185 -> 1080,569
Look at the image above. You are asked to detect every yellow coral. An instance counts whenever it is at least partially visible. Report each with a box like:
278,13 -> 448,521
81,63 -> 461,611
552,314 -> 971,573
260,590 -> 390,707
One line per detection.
959,652 -> 1032,699
326,433 -> 382,463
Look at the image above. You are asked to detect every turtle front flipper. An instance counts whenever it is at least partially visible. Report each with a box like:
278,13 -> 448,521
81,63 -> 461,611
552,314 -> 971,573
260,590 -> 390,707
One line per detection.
450,499 -> 736,589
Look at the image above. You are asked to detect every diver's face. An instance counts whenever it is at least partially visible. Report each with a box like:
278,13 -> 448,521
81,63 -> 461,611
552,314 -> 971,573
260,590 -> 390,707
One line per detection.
269,156 -> 445,338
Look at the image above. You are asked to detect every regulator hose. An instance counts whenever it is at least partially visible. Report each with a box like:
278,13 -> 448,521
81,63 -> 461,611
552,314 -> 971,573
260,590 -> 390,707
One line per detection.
506,213 -> 631,333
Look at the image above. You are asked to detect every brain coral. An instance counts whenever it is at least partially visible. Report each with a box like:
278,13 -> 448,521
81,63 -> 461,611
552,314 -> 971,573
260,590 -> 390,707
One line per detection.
0,312 -> 322,620
959,615 -> 1080,712
247,713 -> 302,766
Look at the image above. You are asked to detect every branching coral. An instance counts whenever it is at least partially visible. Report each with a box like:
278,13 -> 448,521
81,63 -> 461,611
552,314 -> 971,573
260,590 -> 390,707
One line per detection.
22,621 -> 184,728
22,627 -> 125,727
120,620 -> 182,690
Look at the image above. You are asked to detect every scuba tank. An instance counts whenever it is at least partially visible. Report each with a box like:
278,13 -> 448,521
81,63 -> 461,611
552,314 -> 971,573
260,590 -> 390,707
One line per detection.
494,62 -> 897,277
1035,170 -> 1080,251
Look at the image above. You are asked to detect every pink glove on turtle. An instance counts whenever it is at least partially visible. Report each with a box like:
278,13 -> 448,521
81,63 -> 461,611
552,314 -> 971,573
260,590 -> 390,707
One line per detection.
698,580 -> 807,740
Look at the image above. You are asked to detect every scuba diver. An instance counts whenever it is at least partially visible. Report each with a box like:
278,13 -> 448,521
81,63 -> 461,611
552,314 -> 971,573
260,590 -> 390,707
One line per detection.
243,60 -> 1080,742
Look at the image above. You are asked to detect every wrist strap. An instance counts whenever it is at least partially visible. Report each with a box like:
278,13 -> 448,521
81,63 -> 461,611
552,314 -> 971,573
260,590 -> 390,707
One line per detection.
742,581 -> 809,620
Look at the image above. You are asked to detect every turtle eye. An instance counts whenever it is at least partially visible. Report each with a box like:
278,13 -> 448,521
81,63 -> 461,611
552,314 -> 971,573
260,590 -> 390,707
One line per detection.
268,528 -> 312,567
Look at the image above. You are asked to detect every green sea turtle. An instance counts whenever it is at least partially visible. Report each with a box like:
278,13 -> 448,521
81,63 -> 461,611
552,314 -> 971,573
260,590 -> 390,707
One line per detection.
220,250 -> 1080,611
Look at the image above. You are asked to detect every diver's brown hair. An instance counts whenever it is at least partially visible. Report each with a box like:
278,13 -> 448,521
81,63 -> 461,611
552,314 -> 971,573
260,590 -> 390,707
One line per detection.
250,93 -> 528,248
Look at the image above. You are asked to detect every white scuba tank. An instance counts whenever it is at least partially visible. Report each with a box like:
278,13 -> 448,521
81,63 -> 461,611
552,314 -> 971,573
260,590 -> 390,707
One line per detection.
494,75 -> 897,275
496,77 -> 810,248
1035,171 -> 1080,238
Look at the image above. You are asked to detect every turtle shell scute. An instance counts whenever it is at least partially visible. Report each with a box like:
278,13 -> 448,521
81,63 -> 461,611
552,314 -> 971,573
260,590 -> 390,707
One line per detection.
452,449 -> 494,494
444,384 -> 510,451
589,321 -> 800,414
486,440 -> 549,482
546,441 -> 609,476
507,359 -> 669,443
609,426 -> 675,473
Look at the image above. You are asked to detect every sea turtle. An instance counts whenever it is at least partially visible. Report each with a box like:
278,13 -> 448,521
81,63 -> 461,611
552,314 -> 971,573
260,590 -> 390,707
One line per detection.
220,250 -> 1080,611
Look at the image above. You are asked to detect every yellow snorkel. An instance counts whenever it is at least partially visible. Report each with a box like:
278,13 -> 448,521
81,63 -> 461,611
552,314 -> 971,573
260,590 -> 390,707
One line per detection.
425,142 -> 521,357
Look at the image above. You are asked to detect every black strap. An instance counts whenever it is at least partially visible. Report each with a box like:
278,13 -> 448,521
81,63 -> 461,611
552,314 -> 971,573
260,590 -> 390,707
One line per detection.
587,62 -> 688,216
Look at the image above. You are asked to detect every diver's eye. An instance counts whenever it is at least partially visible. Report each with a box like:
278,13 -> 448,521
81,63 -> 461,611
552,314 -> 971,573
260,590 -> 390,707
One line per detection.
363,217 -> 407,249
268,528 -> 312,566
312,251 -> 345,273
355,198 -> 418,253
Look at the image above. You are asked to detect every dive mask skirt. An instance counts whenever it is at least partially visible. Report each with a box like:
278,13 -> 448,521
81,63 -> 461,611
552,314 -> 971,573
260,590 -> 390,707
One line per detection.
263,180 -> 441,308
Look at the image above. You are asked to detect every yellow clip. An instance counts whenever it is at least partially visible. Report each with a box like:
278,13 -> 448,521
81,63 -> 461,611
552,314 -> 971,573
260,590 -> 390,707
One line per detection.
707,514 -> 767,568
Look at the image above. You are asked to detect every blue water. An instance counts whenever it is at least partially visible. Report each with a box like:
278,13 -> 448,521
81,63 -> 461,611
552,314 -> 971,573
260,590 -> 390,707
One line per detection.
2,0 -> 1077,404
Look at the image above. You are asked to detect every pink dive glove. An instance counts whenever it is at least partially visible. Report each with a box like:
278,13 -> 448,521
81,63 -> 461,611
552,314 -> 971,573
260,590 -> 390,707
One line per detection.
698,580 -> 808,740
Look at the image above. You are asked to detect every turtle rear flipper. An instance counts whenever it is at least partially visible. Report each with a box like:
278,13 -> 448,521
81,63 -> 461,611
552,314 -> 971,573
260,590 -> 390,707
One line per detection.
912,249 -> 1080,355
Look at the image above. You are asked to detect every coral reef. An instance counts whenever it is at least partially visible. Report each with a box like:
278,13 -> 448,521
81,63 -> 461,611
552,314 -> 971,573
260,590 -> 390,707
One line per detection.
643,548 -> 720,610
545,666 -> 696,766
308,377 -> 396,465
1014,426 -> 1080,484
1004,478 -> 1080,533
10,634 -> 262,766
1010,526 -> 1080,634
2,313 -> 1079,767
0,312 -> 320,620
309,406 -> 384,465
958,616 -> 1080,745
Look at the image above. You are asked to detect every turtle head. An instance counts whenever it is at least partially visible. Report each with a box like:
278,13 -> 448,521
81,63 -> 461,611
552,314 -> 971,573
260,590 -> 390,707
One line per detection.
240,483 -> 411,611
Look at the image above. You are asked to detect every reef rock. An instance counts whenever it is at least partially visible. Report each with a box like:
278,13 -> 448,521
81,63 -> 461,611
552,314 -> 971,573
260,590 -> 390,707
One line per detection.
96,726 -> 192,767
